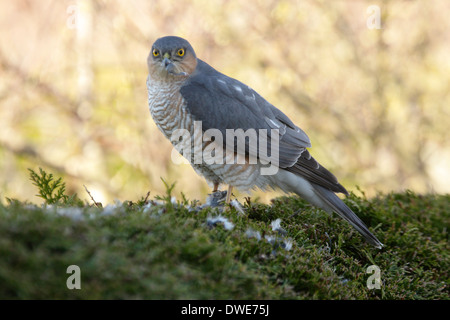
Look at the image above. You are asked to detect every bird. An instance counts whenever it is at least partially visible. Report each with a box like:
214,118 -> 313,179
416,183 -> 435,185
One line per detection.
146,36 -> 383,249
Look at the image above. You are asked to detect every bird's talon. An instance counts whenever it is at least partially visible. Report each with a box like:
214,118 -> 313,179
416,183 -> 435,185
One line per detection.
202,190 -> 228,208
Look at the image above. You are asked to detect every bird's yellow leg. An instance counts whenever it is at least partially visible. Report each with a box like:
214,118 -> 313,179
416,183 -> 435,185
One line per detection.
225,185 -> 233,204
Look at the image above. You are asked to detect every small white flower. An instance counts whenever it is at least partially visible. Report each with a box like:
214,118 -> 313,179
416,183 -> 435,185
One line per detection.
245,228 -> 261,241
264,235 -> 276,244
230,199 -> 245,215
283,239 -> 293,251
207,215 -> 234,230
102,200 -> 123,216
56,207 -> 84,221
270,218 -> 287,235
142,202 -> 153,213
270,218 -> 282,231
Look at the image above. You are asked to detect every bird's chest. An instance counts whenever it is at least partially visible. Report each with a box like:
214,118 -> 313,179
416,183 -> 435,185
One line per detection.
146,76 -> 192,138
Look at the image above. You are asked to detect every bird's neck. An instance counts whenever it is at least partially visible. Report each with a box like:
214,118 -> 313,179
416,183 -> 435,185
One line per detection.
146,75 -> 191,138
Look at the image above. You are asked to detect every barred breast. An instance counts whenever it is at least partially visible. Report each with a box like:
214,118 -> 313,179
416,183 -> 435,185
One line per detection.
146,75 -> 265,191
147,76 -> 190,138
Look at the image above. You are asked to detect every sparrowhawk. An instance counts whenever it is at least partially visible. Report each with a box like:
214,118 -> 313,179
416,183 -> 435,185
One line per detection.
146,36 -> 383,248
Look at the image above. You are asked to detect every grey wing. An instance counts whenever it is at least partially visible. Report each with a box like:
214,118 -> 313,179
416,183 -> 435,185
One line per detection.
180,60 -> 310,168
286,150 -> 348,194
180,59 -> 347,194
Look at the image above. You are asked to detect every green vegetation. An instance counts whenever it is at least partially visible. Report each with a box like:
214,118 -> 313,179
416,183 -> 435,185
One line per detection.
0,169 -> 448,299
27,168 -> 84,207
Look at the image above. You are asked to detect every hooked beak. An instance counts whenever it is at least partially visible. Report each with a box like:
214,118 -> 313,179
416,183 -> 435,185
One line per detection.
161,53 -> 188,77
162,56 -> 172,69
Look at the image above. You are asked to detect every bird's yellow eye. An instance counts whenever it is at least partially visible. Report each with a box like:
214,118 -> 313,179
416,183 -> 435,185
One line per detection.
177,48 -> 185,57
152,49 -> 160,57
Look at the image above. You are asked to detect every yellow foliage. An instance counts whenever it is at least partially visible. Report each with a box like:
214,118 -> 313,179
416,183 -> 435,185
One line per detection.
0,0 -> 449,204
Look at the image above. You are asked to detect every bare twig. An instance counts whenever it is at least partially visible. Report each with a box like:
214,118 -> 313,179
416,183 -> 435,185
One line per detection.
83,184 -> 102,208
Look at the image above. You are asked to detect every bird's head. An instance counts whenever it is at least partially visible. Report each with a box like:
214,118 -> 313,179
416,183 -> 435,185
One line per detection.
147,36 -> 197,79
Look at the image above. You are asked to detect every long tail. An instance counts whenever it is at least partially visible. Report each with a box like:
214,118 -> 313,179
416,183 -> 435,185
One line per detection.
312,184 -> 383,249
268,170 -> 383,248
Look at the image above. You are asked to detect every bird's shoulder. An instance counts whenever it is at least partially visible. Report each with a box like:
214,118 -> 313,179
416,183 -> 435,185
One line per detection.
182,59 -> 258,105
179,59 -> 269,128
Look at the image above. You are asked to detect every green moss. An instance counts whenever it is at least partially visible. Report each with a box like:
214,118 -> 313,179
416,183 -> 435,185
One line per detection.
0,170 -> 448,299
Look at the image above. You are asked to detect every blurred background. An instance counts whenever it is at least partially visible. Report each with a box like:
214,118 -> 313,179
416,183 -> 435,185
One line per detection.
0,0 -> 449,205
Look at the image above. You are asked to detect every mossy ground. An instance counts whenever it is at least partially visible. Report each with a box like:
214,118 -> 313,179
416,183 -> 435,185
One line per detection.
1,182 -> 448,299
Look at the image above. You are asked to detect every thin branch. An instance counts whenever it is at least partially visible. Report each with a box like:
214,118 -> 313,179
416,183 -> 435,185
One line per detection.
84,185 -> 103,208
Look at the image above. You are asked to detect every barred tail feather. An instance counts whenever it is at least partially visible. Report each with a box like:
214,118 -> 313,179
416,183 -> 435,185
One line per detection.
269,170 -> 383,248
312,184 -> 383,249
